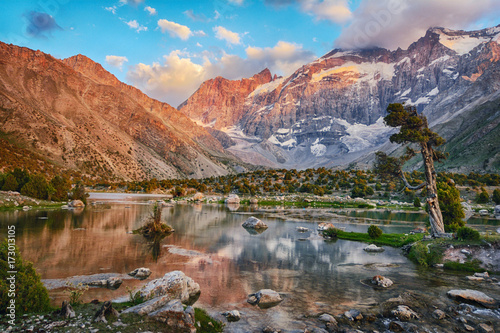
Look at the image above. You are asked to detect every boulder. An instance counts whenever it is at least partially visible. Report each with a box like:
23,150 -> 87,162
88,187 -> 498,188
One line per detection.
473,272 -> 489,278
247,289 -> 283,309
121,295 -> 173,315
318,313 -> 336,323
447,289 -> 498,308
317,223 -> 335,231
432,309 -> 446,320
364,244 -> 385,252
225,194 -> 240,204
93,301 -> 119,323
87,277 -> 122,289
69,200 -> 85,207
495,205 -> 500,217
221,310 -> 241,322
242,216 -> 268,229
149,300 -> 196,333
137,271 -> 200,305
250,198 -> 259,204
390,305 -> 419,321
296,226 -> 309,232
344,309 -> 363,321
371,275 -> 393,288
478,323 -> 494,333
478,209 -> 489,216
57,300 -> 75,319
128,267 -> 152,280
192,192 -> 204,201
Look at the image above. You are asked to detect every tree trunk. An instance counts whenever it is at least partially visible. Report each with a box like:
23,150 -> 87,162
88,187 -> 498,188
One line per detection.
421,142 -> 445,236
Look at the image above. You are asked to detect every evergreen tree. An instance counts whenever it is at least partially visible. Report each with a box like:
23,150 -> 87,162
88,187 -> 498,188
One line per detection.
437,182 -> 465,232
493,189 -> 500,205
375,103 -> 448,236
2,174 -> 18,191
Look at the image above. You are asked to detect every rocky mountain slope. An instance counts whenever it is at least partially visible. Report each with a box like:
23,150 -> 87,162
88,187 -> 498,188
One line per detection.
179,25 -> 500,172
0,42 -> 241,180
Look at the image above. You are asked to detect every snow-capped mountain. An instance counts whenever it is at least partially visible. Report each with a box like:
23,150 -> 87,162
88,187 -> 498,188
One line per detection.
179,25 -> 500,171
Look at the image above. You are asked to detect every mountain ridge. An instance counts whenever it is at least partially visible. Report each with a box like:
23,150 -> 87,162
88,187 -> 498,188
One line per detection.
0,42 -> 243,180
178,24 -> 500,172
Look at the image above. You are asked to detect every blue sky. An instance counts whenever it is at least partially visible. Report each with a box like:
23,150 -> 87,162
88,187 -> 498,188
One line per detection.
1,0 -> 499,106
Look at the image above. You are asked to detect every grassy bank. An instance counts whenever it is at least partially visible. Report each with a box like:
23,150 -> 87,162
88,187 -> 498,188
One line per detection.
331,230 -> 424,247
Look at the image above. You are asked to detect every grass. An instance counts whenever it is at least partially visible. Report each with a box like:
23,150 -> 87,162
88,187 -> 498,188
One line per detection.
325,230 -> 424,247
443,260 -> 487,273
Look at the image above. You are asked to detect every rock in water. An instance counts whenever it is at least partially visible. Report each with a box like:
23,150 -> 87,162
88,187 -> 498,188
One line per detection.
317,223 -> 335,231
391,305 -> 420,321
128,267 -> 152,280
371,275 -> 393,288
149,300 -> 196,333
242,216 -> 268,229
225,194 -> 240,204
137,271 -> 201,305
344,309 -> 363,321
364,244 -> 385,252
69,200 -> 85,207
222,310 -> 241,322
247,289 -> 283,309
447,289 -> 499,308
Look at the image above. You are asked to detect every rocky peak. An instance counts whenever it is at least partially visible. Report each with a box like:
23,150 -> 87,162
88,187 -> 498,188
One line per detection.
251,68 -> 273,84
63,54 -> 121,87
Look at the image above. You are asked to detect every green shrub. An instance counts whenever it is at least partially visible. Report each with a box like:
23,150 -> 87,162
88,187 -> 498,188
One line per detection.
475,188 -> 489,204
321,228 -> 340,238
367,225 -> 383,239
456,226 -> 480,241
493,189 -> 500,205
437,182 -> 465,232
0,239 -> 51,314
413,197 -> 421,208
194,308 -> 224,333
407,242 -> 443,267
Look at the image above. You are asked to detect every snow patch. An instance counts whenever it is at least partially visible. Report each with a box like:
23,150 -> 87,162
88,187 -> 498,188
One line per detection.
401,88 -> 411,97
436,31 -> 490,55
429,55 -> 451,66
248,77 -> 286,98
427,87 -> 439,96
335,117 -> 392,152
276,128 -> 290,134
311,61 -> 395,86
310,142 -> 327,157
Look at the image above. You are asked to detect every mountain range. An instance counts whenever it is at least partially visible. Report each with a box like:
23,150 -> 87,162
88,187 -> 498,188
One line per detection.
0,42 -> 244,180
0,24 -> 499,180
179,25 -> 500,173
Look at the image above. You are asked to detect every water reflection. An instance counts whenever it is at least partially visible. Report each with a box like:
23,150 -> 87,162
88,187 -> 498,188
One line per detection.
1,194 -> 499,332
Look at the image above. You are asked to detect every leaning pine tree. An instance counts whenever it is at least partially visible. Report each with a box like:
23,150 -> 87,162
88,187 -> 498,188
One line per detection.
375,103 -> 448,236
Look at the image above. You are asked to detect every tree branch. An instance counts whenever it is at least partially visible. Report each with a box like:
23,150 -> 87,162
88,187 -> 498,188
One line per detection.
400,170 -> 426,191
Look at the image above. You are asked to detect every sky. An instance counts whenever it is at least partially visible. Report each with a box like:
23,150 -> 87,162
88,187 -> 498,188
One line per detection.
1,0 -> 499,107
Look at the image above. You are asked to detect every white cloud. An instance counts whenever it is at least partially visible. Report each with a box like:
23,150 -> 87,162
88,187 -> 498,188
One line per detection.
105,55 -> 129,70
144,6 -> 157,16
125,19 -> 147,32
214,26 -> 241,45
105,6 -> 117,14
229,0 -> 245,4
127,41 -> 315,106
158,19 -> 192,40
336,0 -> 500,50
300,0 -> 352,23
120,0 -> 144,5
194,30 -> 207,37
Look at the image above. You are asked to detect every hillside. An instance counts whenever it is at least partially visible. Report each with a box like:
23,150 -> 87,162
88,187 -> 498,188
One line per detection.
0,42 -> 243,180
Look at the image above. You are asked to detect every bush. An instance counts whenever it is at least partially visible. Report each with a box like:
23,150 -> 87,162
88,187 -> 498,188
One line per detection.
475,188 -> 489,204
367,225 -> 383,239
70,181 -> 89,205
322,228 -> 340,238
413,197 -> 421,208
407,242 -> 443,267
437,182 -> 465,232
0,239 -> 51,314
492,189 -> 500,205
194,308 -> 224,333
456,226 -> 480,241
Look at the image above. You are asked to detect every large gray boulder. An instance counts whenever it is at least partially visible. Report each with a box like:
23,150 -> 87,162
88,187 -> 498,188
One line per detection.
391,305 -> 420,321
495,205 -> 500,218
247,289 -> 283,309
371,275 -> 393,288
138,271 -> 200,305
364,244 -> 385,252
447,289 -> 498,308
242,216 -> 268,229
69,200 -> 85,207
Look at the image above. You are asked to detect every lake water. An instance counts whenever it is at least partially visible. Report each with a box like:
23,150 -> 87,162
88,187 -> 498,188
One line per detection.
1,193 -> 499,331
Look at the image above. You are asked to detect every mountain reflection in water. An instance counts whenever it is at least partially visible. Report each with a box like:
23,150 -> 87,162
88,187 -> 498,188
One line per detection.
1,193 -> 499,331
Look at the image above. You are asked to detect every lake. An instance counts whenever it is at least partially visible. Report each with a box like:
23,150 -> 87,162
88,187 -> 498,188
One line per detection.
1,193 -> 499,331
